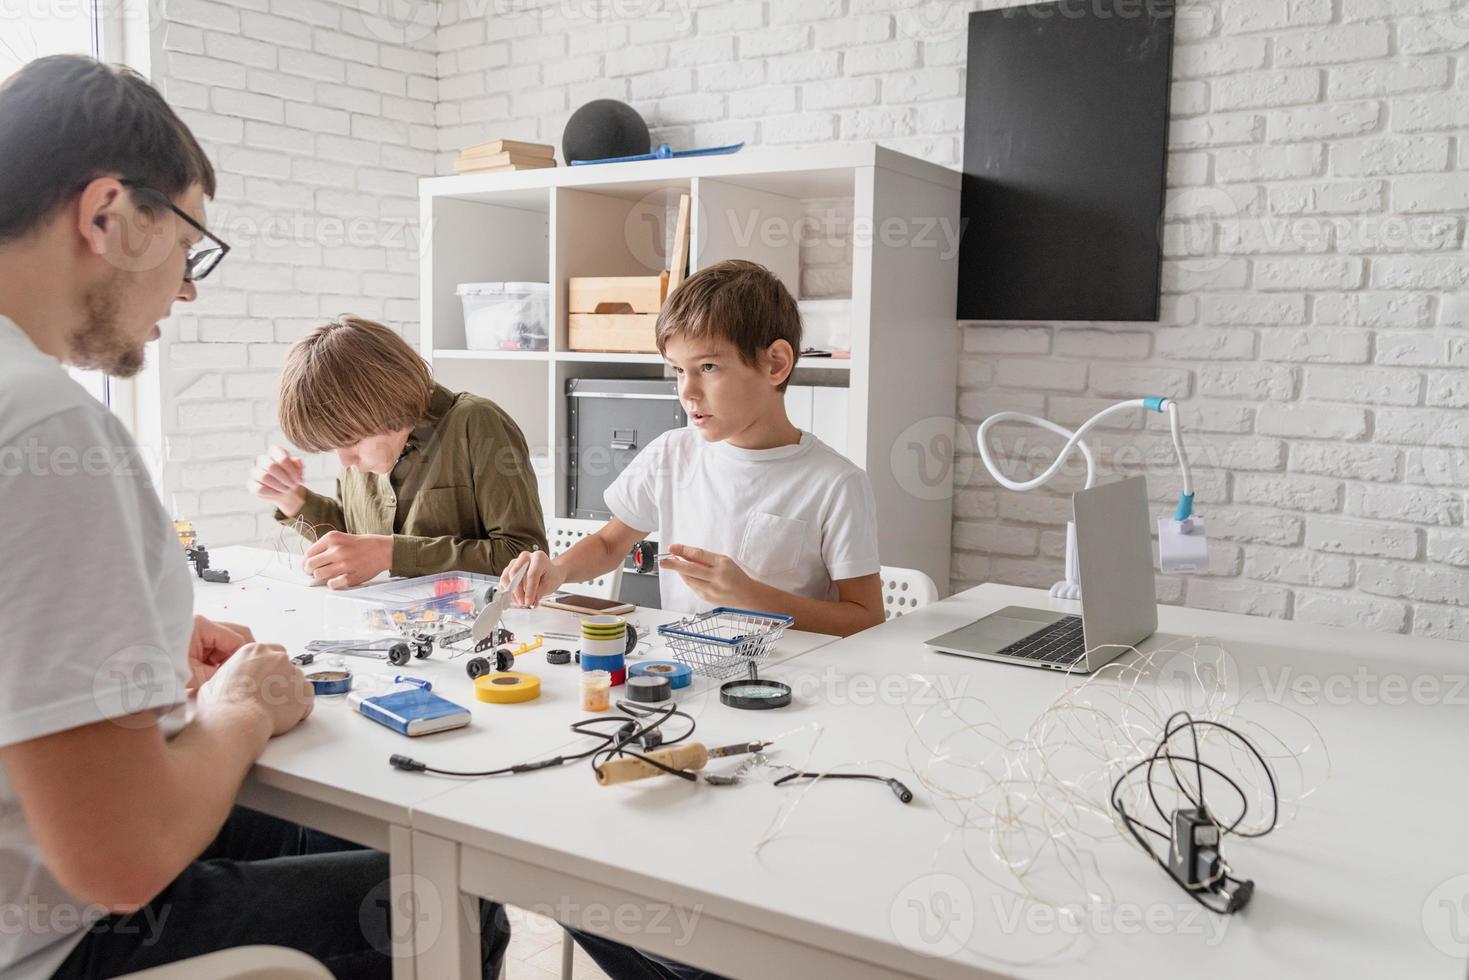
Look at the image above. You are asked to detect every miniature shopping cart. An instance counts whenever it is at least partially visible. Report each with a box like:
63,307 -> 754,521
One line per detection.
656,607 -> 794,680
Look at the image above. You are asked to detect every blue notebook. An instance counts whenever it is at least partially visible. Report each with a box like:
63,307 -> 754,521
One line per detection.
353,688 -> 470,736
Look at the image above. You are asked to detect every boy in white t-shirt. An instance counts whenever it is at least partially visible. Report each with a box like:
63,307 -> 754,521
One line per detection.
501,258 -> 884,638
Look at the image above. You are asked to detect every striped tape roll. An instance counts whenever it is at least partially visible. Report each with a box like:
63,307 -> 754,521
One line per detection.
581,621 -> 626,633
581,615 -> 627,635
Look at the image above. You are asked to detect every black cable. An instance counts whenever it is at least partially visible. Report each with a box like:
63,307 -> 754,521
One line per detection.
773,771 -> 914,804
586,701 -> 699,782
1108,711 -> 1280,914
389,699 -> 697,779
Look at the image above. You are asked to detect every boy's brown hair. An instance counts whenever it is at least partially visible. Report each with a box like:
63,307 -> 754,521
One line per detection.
655,259 -> 802,390
278,316 -> 434,452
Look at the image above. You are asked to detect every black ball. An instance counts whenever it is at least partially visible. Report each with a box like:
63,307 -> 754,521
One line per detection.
563,99 -> 650,164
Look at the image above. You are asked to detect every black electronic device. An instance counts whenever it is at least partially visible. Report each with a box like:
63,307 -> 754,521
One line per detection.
185,545 -> 230,584
957,1 -> 1176,321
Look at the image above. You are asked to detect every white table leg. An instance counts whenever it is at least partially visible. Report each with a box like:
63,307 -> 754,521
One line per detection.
389,824 -> 417,980
412,830 -> 481,980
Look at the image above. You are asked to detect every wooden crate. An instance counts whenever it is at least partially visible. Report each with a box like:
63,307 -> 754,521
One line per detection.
567,275 -> 666,314
567,313 -> 660,353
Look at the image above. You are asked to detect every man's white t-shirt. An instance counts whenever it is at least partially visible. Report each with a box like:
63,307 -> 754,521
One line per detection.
604,427 -> 881,614
0,316 -> 194,980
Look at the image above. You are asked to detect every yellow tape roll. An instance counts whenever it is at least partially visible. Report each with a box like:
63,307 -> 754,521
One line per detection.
473,671 -> 542,704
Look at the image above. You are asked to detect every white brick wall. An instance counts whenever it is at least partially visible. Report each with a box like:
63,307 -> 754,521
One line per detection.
153,0 -> 1469,640
151,0 -> 434,547
425,0 -> 1469,639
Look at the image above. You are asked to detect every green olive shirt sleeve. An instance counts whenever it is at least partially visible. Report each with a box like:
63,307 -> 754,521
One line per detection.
389,405 -> 549,578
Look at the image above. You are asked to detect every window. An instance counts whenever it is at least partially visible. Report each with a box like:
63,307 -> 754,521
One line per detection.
0,3 -> 96,78
4,3 -> 113,407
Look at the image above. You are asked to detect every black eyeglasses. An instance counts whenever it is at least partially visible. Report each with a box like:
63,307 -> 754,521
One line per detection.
120,179 -> 231,282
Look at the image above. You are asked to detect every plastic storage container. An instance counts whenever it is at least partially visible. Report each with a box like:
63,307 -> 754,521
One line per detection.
458,282 -> 550,351
323,571 -> 499,640
796,298 -> 851,353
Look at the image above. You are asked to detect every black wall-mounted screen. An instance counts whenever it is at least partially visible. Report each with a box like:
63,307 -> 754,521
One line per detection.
957,1 -> 1175,322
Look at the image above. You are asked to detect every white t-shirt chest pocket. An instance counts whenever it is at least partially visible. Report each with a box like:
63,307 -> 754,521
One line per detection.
737,511 -> 807,581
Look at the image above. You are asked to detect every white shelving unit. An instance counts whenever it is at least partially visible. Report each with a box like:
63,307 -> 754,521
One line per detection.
418,143 -> 960,589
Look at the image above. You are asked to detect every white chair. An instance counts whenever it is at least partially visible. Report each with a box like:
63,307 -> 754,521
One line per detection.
879,565 -> 939,620
118,946 -> 332,979
546,516 -> 624,600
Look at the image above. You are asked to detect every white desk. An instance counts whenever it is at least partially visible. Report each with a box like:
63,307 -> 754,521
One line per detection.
191,547 -> 838,979
412,583 -> 1469,979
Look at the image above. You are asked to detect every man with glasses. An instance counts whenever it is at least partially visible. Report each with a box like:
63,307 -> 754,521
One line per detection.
0,56 -> 509,979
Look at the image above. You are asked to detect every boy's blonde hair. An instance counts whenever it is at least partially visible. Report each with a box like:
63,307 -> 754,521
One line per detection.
655,259 -> 802,391
278,315 -> 433,453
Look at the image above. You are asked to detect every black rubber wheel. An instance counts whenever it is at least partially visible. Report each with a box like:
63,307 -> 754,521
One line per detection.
625,624 -> 638,656
414,639 -> 433,659
387,643 -> 411,667
632,540 -> 657,574
495,647 -> 514,673
466,656 -> 491,680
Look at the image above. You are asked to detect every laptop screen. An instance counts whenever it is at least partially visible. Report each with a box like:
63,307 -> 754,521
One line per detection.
1073,474 -> 1158,658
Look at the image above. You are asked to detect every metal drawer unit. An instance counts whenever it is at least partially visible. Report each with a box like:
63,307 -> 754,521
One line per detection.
566,378 -> 686,522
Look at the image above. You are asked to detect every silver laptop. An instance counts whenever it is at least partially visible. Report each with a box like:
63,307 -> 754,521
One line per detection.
925,475 -> 1157,673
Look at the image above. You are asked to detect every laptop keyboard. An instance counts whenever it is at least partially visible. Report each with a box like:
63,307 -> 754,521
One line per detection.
996,615 -> 1086,666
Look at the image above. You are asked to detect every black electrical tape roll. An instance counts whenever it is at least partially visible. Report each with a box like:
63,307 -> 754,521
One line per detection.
626,674 -> 671,703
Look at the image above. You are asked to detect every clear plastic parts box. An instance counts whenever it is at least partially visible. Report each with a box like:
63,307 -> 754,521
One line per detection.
324,571 -> 499,640
458,281 -> 550,351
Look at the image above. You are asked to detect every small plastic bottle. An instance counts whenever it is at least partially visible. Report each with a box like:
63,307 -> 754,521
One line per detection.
580,669 -> 612,712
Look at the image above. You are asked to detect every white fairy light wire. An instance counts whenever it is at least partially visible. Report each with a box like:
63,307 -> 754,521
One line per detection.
741,639 -> 1331,963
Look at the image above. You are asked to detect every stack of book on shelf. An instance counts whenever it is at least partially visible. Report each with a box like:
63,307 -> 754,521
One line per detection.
452,139 -> 557,175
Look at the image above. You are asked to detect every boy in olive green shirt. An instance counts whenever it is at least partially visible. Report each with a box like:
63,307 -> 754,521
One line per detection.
248,315 -> 547,587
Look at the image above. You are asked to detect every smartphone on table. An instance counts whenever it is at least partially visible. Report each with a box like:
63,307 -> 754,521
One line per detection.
540,593 -> 635,616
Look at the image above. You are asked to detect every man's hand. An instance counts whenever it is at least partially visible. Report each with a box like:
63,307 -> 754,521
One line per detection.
186,616 -> 255,690
197,642 -> 314,738
660,544 -> 758,607
304,531 -> 393,589
500,550 -> 566,608
248,447 -> 306,517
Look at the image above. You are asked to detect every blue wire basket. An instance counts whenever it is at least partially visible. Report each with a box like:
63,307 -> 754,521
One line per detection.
656,607 -> 794,680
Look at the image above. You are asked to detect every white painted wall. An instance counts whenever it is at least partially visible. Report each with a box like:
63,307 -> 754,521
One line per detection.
148,0 -> 435,544
150,0 -> 1469,638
